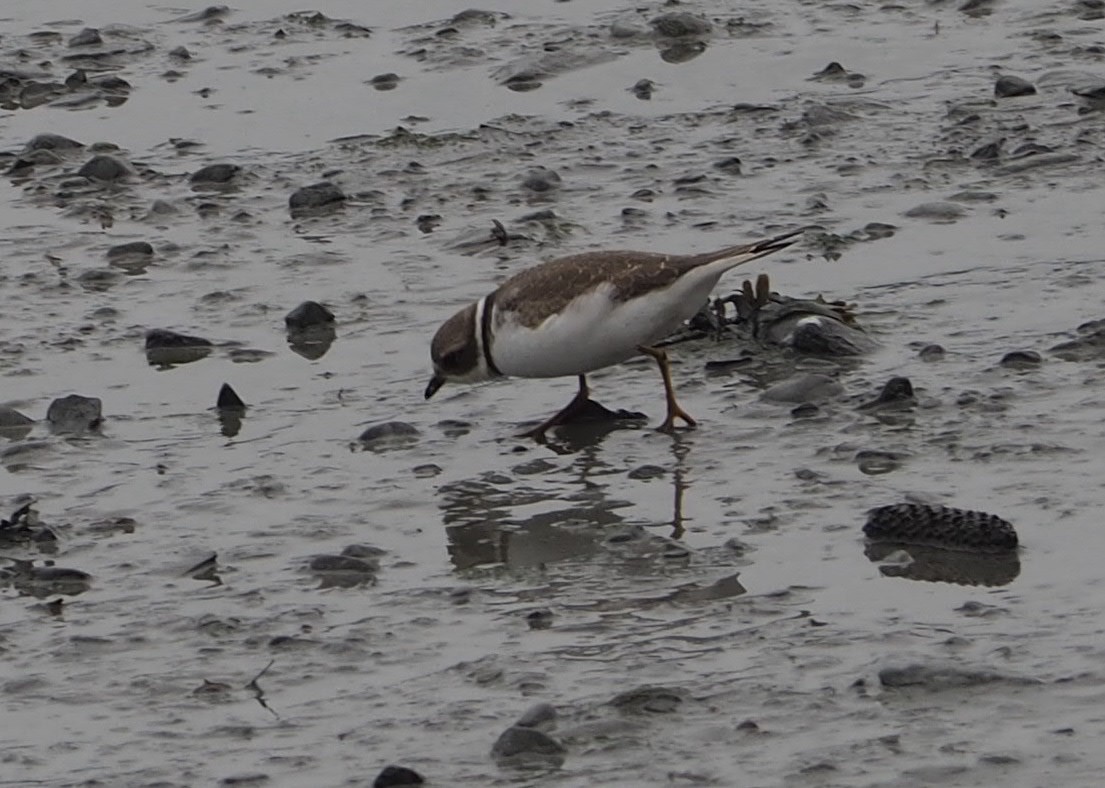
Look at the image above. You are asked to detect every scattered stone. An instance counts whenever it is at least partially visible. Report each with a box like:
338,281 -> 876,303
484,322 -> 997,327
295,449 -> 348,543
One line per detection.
791,402 -> 821,419
526,608 -> 554,630
24,133 -> 84,152
216,384 -> 246,411
994,75 -> 1036,98
68,28 -> 102,47
919,343 -> 946,361
854,450 -> 905,475
858,376 -> 915,409
285,301 -> 334,330
879,662 -> 1038,689
491,726 -> 565,763
1000,350 -> 1042,369
288,181 -> 345,214
369,73 -> 400,91
373,765 -> 424,788
1,560 -> 92,598
0,407 -> 34,432
631,79 -> 654,99
106,241 -> 154,262
714,156 -> 742,175
145,329 -> 214,367
46,395 -> 102,433
762,373 -> 843,404
628,464 -> 666,480
309,554 -> 378,588
358,422 -> 419,451
191,163 -> 240,184
1051,324 -> 1105,361
864,503 -> 1018,551
610,686 -> 684,714
77,154 -> 130,182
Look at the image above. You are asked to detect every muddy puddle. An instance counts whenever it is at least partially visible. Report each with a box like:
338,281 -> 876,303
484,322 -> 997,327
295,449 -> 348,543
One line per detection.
3,1 -> 1105,786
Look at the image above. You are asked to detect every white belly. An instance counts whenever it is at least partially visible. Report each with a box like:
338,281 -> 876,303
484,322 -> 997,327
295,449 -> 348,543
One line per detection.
490,273 -> 721,378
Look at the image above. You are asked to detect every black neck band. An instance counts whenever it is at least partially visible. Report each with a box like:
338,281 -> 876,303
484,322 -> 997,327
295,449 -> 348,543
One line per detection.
480,293 -> 502,377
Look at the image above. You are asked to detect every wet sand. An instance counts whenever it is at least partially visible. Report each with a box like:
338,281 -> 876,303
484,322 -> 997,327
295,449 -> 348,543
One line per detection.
3,1 -> 1105,786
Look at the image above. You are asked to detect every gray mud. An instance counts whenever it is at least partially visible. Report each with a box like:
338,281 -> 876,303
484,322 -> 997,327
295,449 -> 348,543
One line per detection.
3,1 -> 1105,786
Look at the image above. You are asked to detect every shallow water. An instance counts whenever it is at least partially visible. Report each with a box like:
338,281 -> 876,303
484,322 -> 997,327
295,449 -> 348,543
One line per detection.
3,1 -> 1105,786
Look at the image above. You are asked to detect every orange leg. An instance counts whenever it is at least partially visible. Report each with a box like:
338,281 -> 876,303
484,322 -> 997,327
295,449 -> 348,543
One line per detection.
518,374 -> 590,442
638,345 -> 697,433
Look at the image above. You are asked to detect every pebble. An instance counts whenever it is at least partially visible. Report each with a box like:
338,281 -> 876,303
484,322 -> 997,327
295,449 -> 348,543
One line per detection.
68,27 -> 102,47
1000,350 -> 1042,369
46,395 -> 102,433
515,702 -> 557,729
919,343 -> 946,361
106,241 -> 154,260
373,765 -> 424,788
216,383 -> 246,411
762,373 -> 844,403
145,328 -> 213,349
994,75 -> 1036,98
285,301 -> 334,330
191,163 -> 240,184
521,167 -> 561,192
358,422 -> 419,450
858,376 -> 915,409
903,201 -> 967,221
650,12 -> 712,37
77,154 -> 130,182
288,181 -> 345,213
369,73 -> 400,91
491,726 -> 566,760
24,133 -> 84,152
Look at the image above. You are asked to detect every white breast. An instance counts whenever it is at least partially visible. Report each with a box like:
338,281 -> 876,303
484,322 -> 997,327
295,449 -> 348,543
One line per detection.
490,267 -> 724,379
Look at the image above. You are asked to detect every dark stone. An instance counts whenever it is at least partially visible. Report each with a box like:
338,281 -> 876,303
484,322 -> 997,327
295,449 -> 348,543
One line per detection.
358,422 -> 419,450
68,28 -> 102,47
369,73 -> 400,91
145,329 -> 213,349
416,214 -> 441,233
791,402 -> 821,419
864,503 -> 1018,552
628,464 -> 666,480
92,76 -> 131,92
855,450 -> 905,475
609,686 -> 684,714
919,343 -> 945,361
46,394 -> 102,433
631,78 -> 654,99
217,383 -> 246,411
879,663 -> 1037,689
288,181 -> 345,213
491,726 -> 566,759
994,75 -> 1036,98
714,156 -> 742,175
373,765 -> 424,788
1000,350 -> 1042,369
24,133 -> 83,152
191,163 -> 240,184
106,241 -> 154,260
525,608 -> 554,630
516,702 -> 557,729
77,154 -> 130,182
859,376 -> 915,409
0,407 -> 34,429
285,301 -> 334,330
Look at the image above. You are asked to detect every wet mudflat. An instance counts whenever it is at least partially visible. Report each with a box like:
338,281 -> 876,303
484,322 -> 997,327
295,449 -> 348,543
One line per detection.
3,1 -> 1105,785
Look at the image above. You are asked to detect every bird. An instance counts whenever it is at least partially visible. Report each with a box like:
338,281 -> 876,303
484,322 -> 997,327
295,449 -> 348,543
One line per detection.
425,229 -> 803,440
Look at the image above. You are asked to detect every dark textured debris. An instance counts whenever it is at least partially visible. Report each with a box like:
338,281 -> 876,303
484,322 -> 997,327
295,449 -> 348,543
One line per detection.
191,163 -> 240,184
994,75 -> 1036,98
373,765 -> 424,788
46,394 -> 102,433
864,503 -> 1018,552
1000,350 -> 1042,369
358,421 -> 419,451
77,154 -> 131,182
145,329 -> 214,367
0,502 -> 57,547
285,301 -> 334,330
288,181 -> 345,215
1,559 -> 91,598
184,553 -> 221,585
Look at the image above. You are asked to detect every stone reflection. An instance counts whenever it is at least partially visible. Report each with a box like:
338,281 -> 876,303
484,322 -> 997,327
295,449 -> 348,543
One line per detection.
864,541 -> 1020,587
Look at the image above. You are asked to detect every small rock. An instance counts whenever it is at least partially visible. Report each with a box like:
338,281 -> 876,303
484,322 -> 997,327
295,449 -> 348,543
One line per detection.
24,133 -> 84,152
373,765 -> 424,788
491,726 -> 566,760
369,73 -> 400,91
288,181 -> 345,213
791,402 -> 821,419
1000,350 -> 1042,369
919,343 -> 945,361
285,301 -> 334,330
77,155 -> 130,182
46,395 -> 102,433
714,156 -> 742,175
526,608 -> 553,629
145,329 -> 214,367
855,450 -> 905,475
904,201 -> 967,222
106,241 -> 154,260
858,376 -> 915,409
628,464 -> 666,480
631,79 -> 654,99
68,27 -> 102,47
191,163 -> 240,184
0,407 -> 34,429
358,422 -> 419,450
994,75 -> 1036,98
216,384 -> 246,411
145,328 -> 213,350
521,167 -> 561,193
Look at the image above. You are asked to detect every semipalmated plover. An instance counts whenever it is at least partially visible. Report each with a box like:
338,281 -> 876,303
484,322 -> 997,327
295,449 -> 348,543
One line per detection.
426,229 -> 802,439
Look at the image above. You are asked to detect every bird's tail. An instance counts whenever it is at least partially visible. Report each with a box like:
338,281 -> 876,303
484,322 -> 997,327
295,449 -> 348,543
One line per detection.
689,228 -> 805,271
